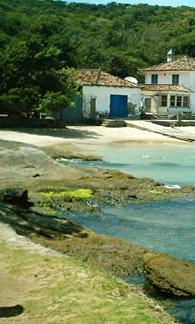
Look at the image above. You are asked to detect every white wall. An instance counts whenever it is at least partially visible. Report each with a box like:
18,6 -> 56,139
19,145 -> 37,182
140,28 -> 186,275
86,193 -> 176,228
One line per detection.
145,71 -> 190,86
144,71 -> 195,114
82,85 -> 141,118
141,90 -> 192,116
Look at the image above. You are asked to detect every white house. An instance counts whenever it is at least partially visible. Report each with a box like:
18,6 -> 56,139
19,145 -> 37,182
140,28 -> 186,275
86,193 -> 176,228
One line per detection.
75,69 -> 141,120
140,50 -> 195,118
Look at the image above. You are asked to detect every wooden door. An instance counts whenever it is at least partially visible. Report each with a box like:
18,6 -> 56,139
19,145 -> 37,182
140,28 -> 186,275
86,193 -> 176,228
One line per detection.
90,98 -> 96,119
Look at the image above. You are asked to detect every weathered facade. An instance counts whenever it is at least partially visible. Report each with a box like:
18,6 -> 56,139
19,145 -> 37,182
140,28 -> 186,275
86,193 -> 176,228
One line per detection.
75,69 -> 141,120
140,51 -> 194,118
140,84 -> 191,117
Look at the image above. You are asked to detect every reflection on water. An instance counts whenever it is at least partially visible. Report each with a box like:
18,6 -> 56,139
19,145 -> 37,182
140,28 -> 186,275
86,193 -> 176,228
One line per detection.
124,275 -> 195,324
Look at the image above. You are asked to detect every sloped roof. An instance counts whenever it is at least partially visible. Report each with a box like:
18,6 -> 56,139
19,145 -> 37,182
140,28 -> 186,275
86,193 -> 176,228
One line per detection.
75,69 -> 137,88
140,84 -> 190,93
141,56 -> 195,72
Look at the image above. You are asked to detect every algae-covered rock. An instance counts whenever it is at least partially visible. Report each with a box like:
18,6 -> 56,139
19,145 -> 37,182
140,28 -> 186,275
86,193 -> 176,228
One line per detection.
144,253 -> 195,296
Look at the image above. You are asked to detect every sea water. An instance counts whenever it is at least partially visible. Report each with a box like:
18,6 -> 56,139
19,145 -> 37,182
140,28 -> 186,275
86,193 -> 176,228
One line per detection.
59,142 -> 195,323
65,199 -> 195,261
64,201 -> 195,324
71,142 -> 195,185
59,142 -> 195,259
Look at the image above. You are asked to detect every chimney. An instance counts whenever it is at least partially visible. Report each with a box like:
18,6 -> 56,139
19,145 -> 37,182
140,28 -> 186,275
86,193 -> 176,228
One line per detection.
167,49 -> 175,63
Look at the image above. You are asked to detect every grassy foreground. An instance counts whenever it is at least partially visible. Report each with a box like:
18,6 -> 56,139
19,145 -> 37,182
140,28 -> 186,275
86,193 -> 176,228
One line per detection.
0,242 -> 174,324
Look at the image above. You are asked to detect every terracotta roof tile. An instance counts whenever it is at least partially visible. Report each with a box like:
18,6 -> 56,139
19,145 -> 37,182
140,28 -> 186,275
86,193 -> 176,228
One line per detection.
140,84 -> 190,92
141,56 -> 195,72
75,69 -> 137,88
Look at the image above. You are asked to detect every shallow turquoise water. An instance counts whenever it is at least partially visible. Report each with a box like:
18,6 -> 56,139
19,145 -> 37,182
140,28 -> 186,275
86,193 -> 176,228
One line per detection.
59,142 -> 195,259
75,142 -> 195,185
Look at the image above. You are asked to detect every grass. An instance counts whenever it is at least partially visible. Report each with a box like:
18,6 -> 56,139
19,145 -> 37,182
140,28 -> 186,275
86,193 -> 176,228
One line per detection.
0,242 -> 174,323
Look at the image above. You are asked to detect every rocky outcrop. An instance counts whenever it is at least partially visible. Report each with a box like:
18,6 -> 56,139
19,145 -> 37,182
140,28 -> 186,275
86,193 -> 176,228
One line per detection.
0,140 -> 83,187
0,201 -> 148,277
0,203 -> 89,239
1,139 -> 195,206
144,253 -> 195,297
0,188 -> 30,207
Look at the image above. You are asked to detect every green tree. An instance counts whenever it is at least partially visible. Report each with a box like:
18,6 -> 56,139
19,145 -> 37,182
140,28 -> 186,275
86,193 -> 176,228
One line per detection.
1,0 -> 195,112
0,37 -> 77,116
38,68 -> 78,117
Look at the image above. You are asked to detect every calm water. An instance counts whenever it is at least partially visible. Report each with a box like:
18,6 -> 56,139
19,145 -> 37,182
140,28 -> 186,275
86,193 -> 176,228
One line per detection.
59,142 -> 195,323
59,142 -> 195,259
64,200 -> 195,324
65,199 -> 195,261
73,142 -> 195,185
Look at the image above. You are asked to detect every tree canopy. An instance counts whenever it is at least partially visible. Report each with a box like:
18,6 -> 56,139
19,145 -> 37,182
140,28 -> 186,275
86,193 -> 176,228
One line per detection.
1,0 -> 195,116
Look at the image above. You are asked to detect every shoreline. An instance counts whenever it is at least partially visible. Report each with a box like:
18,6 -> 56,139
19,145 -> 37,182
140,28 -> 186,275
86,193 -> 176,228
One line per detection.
0,129 -> 195,323
0,125 -> 184,148
0,229 -> 175,324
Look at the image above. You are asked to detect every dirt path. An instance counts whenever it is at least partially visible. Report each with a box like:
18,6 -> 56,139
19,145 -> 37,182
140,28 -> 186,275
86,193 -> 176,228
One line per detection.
0,222 -> 61,256
0,222 -> 62,323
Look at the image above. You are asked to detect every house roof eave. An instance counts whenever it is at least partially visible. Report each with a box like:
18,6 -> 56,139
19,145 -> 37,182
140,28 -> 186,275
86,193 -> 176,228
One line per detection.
140,56 -> 195,73
140,84 -> 191,93
75,69 -> 138,88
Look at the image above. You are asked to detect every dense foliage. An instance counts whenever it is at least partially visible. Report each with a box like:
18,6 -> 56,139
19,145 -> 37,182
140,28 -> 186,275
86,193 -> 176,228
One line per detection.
1,0 -> 195,115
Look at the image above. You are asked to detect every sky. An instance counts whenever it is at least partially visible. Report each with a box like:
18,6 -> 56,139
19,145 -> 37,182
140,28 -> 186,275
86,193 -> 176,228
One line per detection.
66,0 -> 195,7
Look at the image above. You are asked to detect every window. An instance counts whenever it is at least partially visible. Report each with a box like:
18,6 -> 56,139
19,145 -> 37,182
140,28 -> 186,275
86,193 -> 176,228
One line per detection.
183,96 -> 189,108
151,74 -> 158,84
170,95 -> 176,107
176,96 -> 182,107
170,95 -> 190,108
161,95 -> 167,107
172,74 -> 179,85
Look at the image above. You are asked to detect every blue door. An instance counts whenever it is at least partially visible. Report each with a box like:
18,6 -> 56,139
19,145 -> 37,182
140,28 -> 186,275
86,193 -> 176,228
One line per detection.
110,94 -> 128,118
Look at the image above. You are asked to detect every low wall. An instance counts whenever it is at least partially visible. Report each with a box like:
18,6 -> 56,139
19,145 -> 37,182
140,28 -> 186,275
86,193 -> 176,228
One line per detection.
152,120 -> 195,127
0,117 -> 65,128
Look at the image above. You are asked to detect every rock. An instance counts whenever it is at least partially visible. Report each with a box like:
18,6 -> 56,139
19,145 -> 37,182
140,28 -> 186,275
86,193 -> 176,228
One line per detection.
0,304 -> 24,318
32,173 -> 40,178
0,188 -> 30,207
128,194 -> 137,199
144,253 -> 195,297
0,141 -> 84,186
0,202 -> 89,239
62,152 -> 102,161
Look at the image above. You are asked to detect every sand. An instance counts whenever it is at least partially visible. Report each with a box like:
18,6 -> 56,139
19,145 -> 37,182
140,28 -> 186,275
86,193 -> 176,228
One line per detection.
0,125 -> 182,148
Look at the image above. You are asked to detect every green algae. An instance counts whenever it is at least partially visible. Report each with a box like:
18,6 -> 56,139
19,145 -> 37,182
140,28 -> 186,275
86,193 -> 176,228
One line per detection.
41,188 -> 94,200
149,189 -> 163,195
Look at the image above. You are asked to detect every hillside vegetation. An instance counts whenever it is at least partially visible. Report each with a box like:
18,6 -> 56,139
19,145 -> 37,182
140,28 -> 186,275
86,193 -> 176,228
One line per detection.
1,0 -> 195,75
1,0 -> 195,115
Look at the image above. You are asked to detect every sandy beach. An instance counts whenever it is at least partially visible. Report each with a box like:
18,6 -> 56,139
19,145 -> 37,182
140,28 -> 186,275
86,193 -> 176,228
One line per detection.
0,125 -> 183,148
